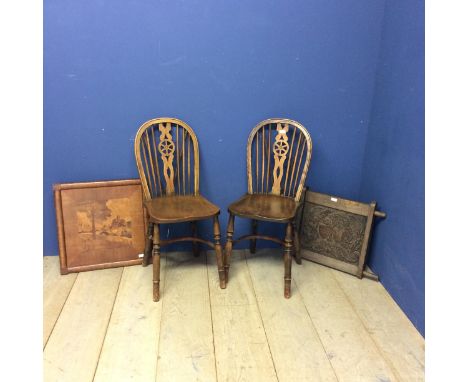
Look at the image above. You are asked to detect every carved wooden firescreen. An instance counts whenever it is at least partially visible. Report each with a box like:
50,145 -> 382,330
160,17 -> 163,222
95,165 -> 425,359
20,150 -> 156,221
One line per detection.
298,189 -> 385,279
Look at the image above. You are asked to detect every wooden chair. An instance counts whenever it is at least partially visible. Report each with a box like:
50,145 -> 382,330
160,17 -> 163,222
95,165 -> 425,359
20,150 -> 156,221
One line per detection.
224,118 -> 312,298
134,117 -> 226,301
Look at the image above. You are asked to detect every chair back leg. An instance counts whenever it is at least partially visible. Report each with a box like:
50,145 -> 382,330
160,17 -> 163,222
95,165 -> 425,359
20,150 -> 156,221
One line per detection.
292,221 -> 302,265
191,221 -> 200,257
224,213 -> 235,283
284,222 -> 293,298
143,222 -> 154,267
152,224 -> 161,302
250,220 -> 258,254
213,215 -> 226,289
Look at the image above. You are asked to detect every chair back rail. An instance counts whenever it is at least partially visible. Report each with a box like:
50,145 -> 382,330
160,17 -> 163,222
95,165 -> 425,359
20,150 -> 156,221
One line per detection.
247,118 -> 312,202
135,118 -> 199,201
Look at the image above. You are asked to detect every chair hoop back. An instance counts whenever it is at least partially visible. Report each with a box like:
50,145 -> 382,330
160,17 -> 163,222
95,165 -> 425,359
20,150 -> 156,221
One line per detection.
246,118 -> 312,202
134,118 -> 199,201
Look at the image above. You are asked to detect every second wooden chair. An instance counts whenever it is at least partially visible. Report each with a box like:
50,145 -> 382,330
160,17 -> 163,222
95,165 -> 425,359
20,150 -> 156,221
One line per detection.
134,117 -> 226,301
224,118 -> 313,298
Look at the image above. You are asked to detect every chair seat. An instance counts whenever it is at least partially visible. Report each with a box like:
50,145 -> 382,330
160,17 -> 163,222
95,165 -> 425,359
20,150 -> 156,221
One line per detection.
144,195 -> 220,223
228,194 -> 299,222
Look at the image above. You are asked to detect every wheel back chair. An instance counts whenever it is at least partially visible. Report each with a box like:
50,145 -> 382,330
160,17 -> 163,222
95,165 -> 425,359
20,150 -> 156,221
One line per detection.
224,118 -> 312,298
134,118 -> 226,301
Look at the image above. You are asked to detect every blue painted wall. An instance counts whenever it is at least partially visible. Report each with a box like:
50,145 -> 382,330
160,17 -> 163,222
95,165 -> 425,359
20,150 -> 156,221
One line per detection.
44,0 -> 385,252
360,0 -> 425,335
44,1 -> 424,333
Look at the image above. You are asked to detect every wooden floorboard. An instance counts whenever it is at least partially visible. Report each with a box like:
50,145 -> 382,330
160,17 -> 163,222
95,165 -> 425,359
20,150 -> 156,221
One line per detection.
295,260 -> 399,382
156,251 -> 217,382
43,253 -> 425,382
333,270 -> 425,381
43,267 -> 123,382
247,249 -> 338,382
43,256 -> 77,348
93,259 -> 167,382
207,250 -> 278,382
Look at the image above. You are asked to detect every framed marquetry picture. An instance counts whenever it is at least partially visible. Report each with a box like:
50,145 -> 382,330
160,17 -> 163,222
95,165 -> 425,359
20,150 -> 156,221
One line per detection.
54,179 -> 146,274
298,189 -> 385,280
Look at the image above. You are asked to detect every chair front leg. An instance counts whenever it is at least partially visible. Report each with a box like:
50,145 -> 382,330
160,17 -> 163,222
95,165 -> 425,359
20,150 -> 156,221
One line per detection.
284,222 -> 293,298
143,222 -> 154,267
224,213 -> 235,283
250,219 -> 257,254
213,215 -> 226,289
191,221 -> 200,257
152,224 -> 161,302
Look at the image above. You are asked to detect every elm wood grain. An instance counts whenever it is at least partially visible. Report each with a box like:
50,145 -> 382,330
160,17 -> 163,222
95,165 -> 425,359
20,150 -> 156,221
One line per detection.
228,194 -> 299,222
144,195 -> 219,224
54,179 -> 145,274
134,118 -> 224,300
225,118 -> 313,298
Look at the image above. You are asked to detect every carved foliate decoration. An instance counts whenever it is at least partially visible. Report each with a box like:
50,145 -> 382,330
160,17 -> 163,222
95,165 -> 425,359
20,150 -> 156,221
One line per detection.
158,123 -> 175,195
300,203 -> 366,264
271,123 -> 290,195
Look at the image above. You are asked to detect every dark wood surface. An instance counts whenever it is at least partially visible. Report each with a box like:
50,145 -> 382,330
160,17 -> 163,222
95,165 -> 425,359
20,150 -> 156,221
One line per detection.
225,118 -> 313,298
228,194 -> 299,222
145,195 -> 219,223
298,190 -> 385,280
54,179 -> 145,274
134,118 -> 224,300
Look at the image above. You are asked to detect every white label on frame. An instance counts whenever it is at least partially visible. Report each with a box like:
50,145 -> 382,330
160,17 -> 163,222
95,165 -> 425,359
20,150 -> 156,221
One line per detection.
331,197 -> 338,202
138,253 -> 144,258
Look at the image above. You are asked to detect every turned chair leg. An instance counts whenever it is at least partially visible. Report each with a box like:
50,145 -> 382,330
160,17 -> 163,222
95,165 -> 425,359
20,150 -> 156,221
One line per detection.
224,213 -> 235,283
213,215 -> 226,289
284,222 -> 293,298
191,221 -> 200,257
143,222 -> 154,267
152,224 -> 161,302
250,219 -> 257,254
292,221 -> 302,265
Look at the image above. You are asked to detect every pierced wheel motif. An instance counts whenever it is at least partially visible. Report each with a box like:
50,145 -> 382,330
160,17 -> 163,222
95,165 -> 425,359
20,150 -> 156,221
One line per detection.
274,140 -> 289,156
158,140 -> 175,156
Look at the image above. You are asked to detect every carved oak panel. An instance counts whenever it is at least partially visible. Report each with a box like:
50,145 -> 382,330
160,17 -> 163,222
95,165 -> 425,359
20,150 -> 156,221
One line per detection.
300,203 -> 367,265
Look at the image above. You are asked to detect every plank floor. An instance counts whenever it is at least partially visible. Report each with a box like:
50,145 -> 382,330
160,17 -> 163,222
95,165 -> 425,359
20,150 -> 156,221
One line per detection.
43,249 -> 424,382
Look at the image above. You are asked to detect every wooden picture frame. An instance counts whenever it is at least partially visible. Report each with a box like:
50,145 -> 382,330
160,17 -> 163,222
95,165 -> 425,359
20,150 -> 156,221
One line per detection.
298,189 -> 386,280
54,179 -> 146,274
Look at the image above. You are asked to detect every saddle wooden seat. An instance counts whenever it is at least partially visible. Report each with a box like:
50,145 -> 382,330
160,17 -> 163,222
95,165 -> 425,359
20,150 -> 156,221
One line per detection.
228,194 -> 299,222
145,195 -> 219,224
